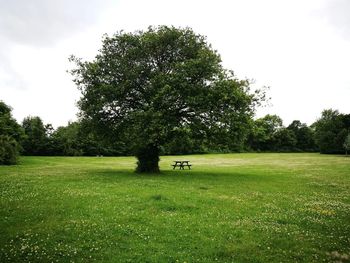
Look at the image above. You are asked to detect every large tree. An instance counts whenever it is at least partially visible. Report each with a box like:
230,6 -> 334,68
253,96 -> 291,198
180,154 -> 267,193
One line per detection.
0,101 -> 23,164
70,26 -> 262,172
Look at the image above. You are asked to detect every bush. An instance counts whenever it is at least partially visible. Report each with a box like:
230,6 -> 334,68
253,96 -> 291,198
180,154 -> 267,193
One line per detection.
0,135 -> 19,165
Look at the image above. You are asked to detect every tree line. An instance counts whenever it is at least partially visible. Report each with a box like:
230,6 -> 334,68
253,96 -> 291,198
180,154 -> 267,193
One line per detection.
1,100 -> 349,165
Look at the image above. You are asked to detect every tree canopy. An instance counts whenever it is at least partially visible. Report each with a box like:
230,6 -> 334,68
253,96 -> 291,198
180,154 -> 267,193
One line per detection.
313,109 -> 350,154
286,120 -> 316,151
0,101 -> 24,142
22,116 -> 50,155
0,101 -> 23,164
70,26 -> 262,172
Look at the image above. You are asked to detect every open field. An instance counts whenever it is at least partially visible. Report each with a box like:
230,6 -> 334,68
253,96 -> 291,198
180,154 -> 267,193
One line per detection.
1,153 -> 350,262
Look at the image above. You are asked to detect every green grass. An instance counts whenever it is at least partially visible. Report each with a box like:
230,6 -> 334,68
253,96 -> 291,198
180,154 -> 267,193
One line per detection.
1,153 -> 350,262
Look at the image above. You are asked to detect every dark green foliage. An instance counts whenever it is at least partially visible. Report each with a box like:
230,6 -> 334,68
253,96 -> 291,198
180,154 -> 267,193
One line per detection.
313,109 -> 350,154
77,120 -> 129,156
0,135 -> 19,165
247,116 -> 317,152
135,144 -> 160,173
248,114 -> 283,151
21,118 -> 125,157
21,116 -> 51,155
287,120 -> 316,151
0,101 -> 24,143
50,122 -> 83,156
344,134 -> 350,155
0,101 -> 23,164
162,128 -> 206,155
3,98 -> 347,157
70,26 -> 261,172
162,133 -> 197,155
49,121 -> 128,156
273,128 -> 297,151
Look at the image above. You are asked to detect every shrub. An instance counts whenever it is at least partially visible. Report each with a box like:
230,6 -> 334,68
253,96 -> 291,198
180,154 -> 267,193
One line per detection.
0,135 -> 19,165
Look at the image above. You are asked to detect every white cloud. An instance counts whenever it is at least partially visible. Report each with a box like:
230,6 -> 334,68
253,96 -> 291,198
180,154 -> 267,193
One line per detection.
0,0 -> 114,46
0,0 -> 349,127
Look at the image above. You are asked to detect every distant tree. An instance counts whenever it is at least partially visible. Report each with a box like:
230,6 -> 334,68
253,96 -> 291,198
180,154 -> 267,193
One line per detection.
162,128 -> 206,155
50,121 -> 127,156
313,109 -> 350,154
287,120 -> 316,151
70,26 -> 263,172
50,122 -> 83,156
272,128 -> 297,151
248,114 -> 283,151
22,116 -> 51,155
0,101 -> 23,165
0,135 -> 19,165
0,101 -> 24,143
343,134 -> 350,156
77,120 -> 129,156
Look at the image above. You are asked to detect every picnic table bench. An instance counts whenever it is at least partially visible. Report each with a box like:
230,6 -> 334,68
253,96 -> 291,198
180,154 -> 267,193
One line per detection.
172,160 -> 192,170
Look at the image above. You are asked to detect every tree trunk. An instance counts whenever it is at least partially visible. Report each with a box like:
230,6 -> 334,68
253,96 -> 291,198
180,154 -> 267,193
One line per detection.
135,144 -> 160,173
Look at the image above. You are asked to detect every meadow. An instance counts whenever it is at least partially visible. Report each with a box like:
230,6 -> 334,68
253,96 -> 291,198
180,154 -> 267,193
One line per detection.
0,153 -> 349,262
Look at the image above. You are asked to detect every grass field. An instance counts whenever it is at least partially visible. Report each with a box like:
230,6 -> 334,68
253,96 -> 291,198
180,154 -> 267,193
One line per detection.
1,153 -> 350,262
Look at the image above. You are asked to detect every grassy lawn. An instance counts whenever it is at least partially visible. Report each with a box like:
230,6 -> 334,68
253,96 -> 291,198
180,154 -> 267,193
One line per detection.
1,153 -> 350,262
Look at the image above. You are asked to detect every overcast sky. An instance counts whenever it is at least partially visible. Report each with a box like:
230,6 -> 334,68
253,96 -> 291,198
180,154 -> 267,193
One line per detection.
1,0 -> 349,128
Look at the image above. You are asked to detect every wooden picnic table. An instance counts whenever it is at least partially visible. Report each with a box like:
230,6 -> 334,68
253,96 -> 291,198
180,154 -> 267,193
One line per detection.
172,160 -> 192,170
